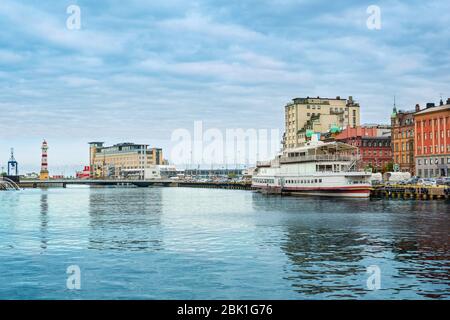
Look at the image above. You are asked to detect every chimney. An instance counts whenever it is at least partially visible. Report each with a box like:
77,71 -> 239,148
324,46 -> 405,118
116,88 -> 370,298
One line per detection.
426,103 -> 435,109
440,99 -> 444,106
447,98 -> 450,105
336,96 -> 340,100
415,104 -> 420,112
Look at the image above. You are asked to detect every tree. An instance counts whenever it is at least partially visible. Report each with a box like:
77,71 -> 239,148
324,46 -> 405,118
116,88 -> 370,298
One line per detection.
383,161 -> 394,173
228,173 -> 237,179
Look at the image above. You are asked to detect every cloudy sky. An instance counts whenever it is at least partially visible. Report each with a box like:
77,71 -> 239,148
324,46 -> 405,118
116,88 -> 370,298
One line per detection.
0,0 -> 449,174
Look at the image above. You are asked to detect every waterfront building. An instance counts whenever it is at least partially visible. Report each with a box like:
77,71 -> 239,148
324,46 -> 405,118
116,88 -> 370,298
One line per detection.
391,105 -> 418,174
335,125 -> 392,172
414,99 -> 450,178
39,140 -> 49,180
284,96 -> 361,148
183,168 -> 243,179
88,142 -> 164,179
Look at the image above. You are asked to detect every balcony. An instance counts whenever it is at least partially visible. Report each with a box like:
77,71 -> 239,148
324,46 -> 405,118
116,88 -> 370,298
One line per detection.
330,109 -> 344,115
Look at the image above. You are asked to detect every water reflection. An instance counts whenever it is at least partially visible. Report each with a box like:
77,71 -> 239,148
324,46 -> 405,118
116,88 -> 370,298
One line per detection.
252,194 -> 450,298
40,192 -> 48,251
281,224 -> 368,297
88,187 -> 163,251
390,201 -> 450,298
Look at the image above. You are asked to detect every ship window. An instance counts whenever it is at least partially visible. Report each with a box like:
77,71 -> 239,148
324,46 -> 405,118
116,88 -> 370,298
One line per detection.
319,179 -> 322,183
314,179 -> 318,183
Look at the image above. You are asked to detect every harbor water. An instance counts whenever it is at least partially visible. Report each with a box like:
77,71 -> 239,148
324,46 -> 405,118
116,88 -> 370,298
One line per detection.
0,186 -> 448,299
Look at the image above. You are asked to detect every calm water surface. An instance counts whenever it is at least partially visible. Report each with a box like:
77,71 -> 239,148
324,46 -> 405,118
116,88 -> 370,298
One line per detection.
0,186 -> 448,299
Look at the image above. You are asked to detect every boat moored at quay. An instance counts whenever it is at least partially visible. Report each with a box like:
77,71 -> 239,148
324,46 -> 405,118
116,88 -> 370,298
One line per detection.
252,137 -> 372,198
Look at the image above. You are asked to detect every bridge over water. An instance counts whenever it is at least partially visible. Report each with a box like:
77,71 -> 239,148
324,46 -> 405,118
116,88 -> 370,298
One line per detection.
19,179 -> 176,188
18,179 -> 253,190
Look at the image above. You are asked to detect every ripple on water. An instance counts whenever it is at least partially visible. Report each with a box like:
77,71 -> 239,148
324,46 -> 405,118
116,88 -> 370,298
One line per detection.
0,188 -> 448,299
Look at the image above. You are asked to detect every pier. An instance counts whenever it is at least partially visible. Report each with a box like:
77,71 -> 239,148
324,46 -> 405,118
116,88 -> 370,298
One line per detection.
371,185 -> 450,200
176,181 -> 253,190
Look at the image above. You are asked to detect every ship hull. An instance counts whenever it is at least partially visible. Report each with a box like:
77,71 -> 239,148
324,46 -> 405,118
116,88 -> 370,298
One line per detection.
254,184 -> 371,198
284,187 -> 371,198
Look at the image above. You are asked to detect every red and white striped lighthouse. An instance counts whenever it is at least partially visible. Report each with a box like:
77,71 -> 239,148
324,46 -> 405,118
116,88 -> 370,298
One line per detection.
40,140 -> 49,180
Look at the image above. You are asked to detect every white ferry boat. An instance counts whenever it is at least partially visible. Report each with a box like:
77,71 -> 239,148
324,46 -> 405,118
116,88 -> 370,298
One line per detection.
252,137 -> 372,198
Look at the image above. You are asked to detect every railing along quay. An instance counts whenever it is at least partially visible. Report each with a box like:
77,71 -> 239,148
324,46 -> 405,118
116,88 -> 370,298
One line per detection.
371,184 -> 450,200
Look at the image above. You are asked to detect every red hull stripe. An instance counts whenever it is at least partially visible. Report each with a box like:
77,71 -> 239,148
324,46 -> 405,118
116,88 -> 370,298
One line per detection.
288,189 -> 369,194
254,185 -> 371,191
283,186 -> 371,191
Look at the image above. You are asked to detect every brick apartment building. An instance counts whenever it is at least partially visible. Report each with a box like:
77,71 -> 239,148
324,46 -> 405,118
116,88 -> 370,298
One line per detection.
391,105 -> 418,174
335,125 -> 392,172
414,99 -> 450,178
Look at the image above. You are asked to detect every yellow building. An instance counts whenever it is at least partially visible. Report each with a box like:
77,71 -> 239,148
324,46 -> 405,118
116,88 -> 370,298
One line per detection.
284,96 -> 361,148
89,142 -> 164,179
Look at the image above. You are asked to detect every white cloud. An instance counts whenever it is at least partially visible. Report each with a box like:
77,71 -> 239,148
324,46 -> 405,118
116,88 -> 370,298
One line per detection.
0,50 -> 25,63
0,0 -> 125,54
157,12 -> 264,41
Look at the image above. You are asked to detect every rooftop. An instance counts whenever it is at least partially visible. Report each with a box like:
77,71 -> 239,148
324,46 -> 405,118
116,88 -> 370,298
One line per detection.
111,142 -> 148,147
414,103 -> 450,116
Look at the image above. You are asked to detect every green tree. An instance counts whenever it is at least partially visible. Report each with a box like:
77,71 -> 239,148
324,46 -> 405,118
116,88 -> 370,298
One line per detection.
383,161 -> 394,173
228,173 -> 237,179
